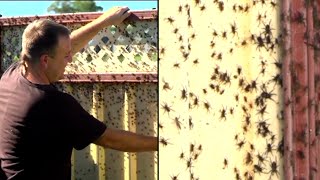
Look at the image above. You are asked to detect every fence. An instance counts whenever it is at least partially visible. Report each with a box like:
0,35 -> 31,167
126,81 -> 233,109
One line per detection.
0,10 -> 158,180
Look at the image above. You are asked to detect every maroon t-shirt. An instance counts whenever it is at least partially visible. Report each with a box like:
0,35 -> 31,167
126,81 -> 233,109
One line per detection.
0,62 -> 106,180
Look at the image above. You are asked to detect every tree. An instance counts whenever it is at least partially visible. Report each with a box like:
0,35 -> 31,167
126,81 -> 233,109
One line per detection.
47,0 -> 103,13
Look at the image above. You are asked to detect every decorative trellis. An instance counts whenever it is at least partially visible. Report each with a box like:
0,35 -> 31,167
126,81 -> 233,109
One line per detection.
0,11 -> 157,79
0,10 -> 158,180
66,20 -> 157,74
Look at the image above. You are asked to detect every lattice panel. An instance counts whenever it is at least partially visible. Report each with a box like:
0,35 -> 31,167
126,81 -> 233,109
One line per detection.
1,19 -> 157,74
67,20 -> 157,73
1,26 -> 24,72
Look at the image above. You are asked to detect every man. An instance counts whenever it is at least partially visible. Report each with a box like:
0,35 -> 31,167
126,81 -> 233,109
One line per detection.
0,6 -> 157,180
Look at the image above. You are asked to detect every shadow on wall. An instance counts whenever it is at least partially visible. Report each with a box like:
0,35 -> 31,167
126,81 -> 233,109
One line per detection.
72,146 -> 100,180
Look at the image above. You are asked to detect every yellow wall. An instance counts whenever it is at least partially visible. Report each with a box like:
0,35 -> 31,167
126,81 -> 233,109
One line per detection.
159,0 -> 283,179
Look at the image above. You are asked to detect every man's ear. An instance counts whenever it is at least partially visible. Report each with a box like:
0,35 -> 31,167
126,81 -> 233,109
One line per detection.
39,54 -> 50,69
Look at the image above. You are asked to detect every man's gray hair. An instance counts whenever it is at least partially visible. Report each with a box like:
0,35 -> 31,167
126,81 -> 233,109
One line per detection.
21,19 -> 70,64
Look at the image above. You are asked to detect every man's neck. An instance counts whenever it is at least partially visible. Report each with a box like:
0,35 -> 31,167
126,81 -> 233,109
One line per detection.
21,62 -> 50,85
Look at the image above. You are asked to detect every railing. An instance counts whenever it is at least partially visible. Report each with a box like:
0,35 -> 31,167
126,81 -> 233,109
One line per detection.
0,10 -> 158,180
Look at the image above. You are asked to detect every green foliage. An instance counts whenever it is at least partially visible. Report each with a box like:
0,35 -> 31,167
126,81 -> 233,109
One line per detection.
47,0 -> 103,13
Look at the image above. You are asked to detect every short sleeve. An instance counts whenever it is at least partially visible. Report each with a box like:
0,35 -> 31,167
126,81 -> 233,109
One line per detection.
59,93 -> 107,150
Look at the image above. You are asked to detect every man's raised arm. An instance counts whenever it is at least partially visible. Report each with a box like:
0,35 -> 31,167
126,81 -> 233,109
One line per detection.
70,6 -> 131,55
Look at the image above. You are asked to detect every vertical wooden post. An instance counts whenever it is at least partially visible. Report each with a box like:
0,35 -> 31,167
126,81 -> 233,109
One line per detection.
126,84 -> 137,180
92,83 -> 106,180
282,0 -> 293,179
315,1 -> 320,178
307,1 -> 317,179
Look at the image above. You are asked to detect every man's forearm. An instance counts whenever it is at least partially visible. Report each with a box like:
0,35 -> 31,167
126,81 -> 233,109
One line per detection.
70,17 -> 108,55
96,128 -> 158,152
111,130 -> 158,152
